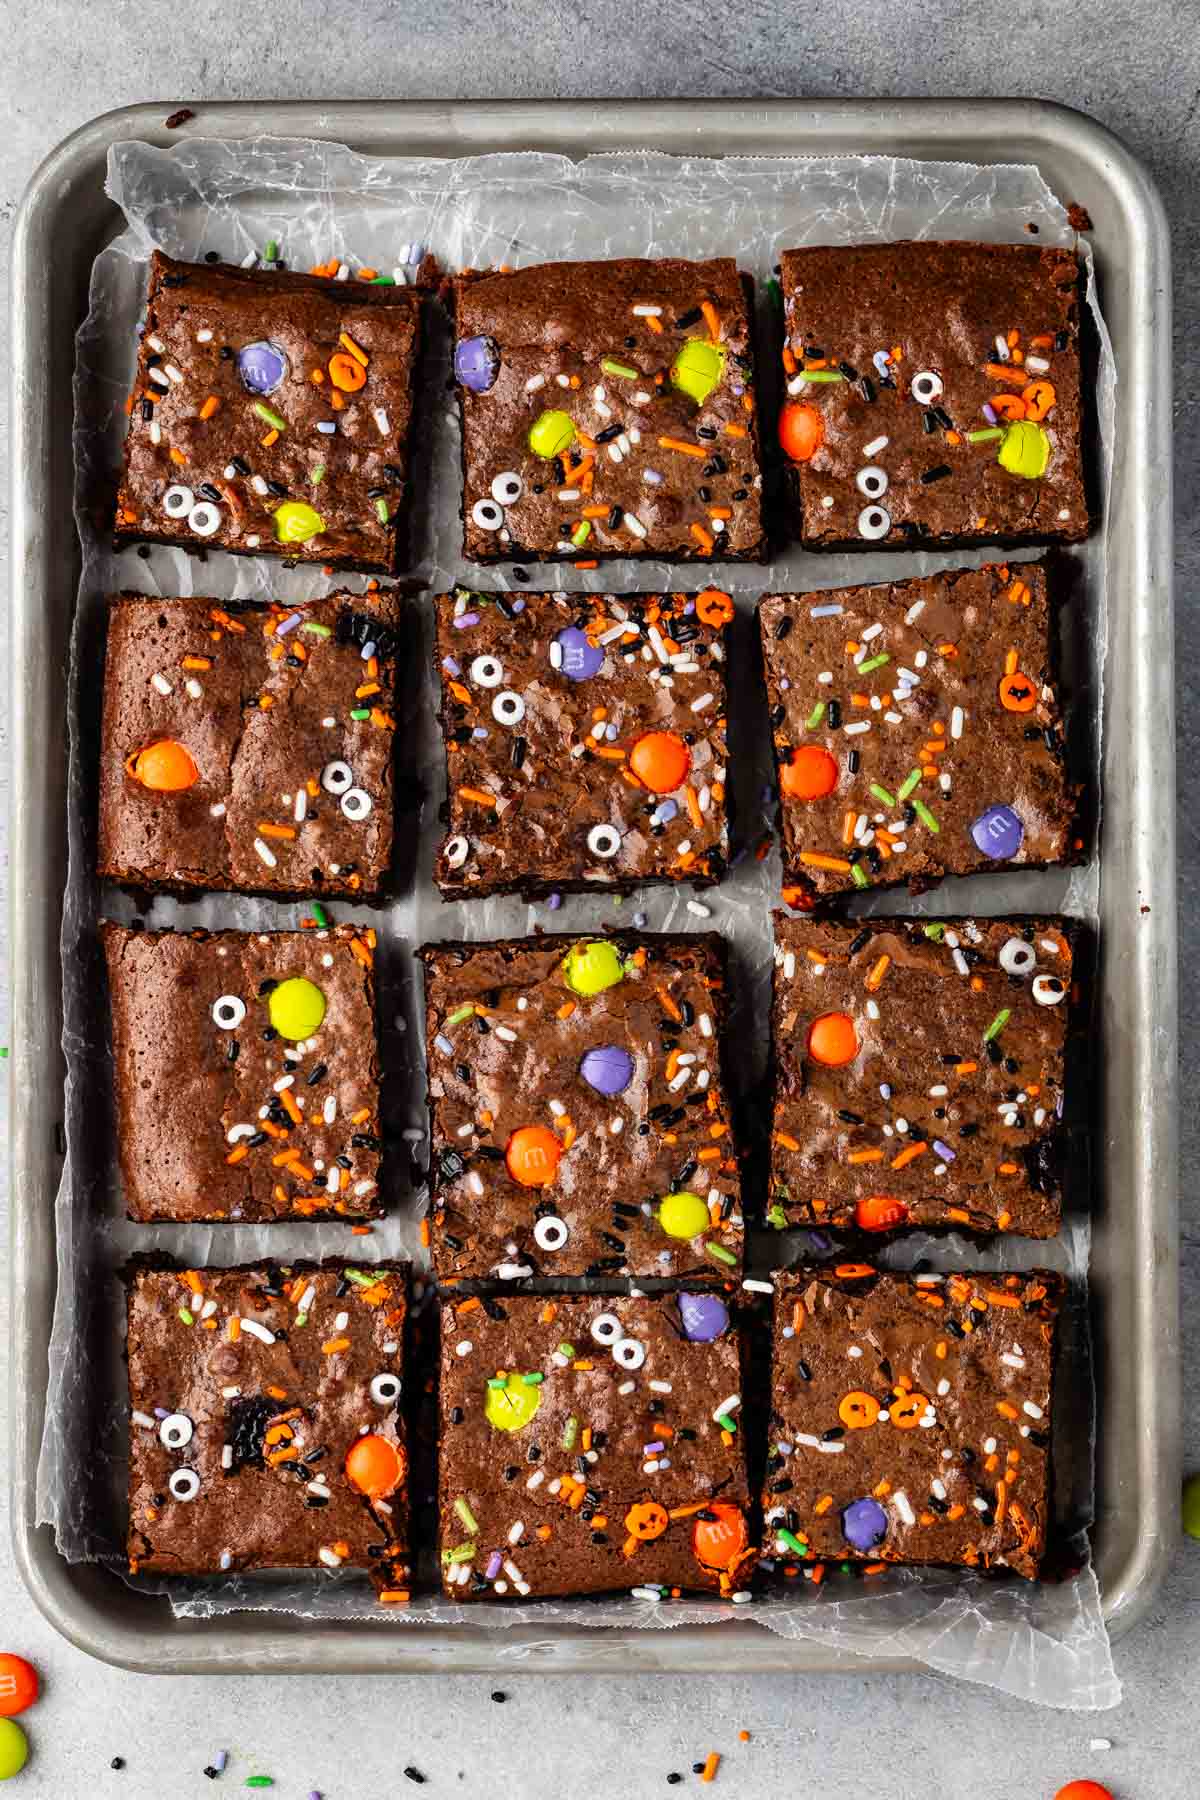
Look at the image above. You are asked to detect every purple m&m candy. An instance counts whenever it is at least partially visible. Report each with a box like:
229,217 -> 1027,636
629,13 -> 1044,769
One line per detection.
970,803 -> 1025,861
236,339 -> 288,395
841,1496 -> 889,1552
579,1044 -> 635,1097
677,1293 -> 730,1343
554,626 -> 605,682
454,334 -> 500,393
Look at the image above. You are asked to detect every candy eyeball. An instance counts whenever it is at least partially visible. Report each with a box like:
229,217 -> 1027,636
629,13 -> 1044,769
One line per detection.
855,465 -> 888,499
533,1214 -> 570,1252
340,786 -> 373,821
490,471 -> 523,506
470,655 -> 504,689
162,483 -> 194,519
471,498 -> 504,532
492,690 -> 526,727
187,501 -> 222,537
211,995 -> 246,1030
910,369 -> 944,405
1032,974 -> 1067,1006
443,834 -> 470,871
586,823 -> 622,860
589,1311 -> 623,1346
321,760 -> 354,795
369,1372 -> 402,1406
998,936 -> 1037,976
168,1468 -> 201,1502
159,1412 -> 194,1450
857,504 -> 891,540
612,1336 -> 646,1371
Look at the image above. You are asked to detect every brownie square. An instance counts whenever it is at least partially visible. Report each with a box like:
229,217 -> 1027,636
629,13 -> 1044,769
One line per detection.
98,592 -> 400,899
439,1291 -> 753,1599
418,933 -> 742,1279
103,924 -> 383,1223
451,258 -> 765,562
115,251 -> 425,573
778,240 -> 1088,549
770,916 -> 1072,1238
433,588 -> 730,898
127,1260 -> 409,1591
759,563 -> 1076,901
764,1266 -> 1063,1579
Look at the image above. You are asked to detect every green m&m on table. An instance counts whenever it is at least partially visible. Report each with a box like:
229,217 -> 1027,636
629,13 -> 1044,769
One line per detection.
268,977 -> 327,1041
0,1720 -> 29,1782
561,940 -> 625,997
1183,1472 -> 1200,1539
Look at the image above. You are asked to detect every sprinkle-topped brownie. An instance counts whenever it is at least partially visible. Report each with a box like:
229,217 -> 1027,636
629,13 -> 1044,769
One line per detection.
418,934 -> 742,1279
115,251 -> 426,572
764,1266 -> 1063,1579
759,564 -> 1076,900
776,241 -> 1087,549
103,925 -> 382,1223
439,1291 -> 753,1599
451,258 -> 765,562
127,1261 -> 409,1595
770,915 -> 1072,1238
98,592 -> 400,898
433,587 -> 731,899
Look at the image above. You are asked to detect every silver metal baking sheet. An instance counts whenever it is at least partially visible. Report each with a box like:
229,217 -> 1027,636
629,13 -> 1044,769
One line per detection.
8,98 -> 1177,1674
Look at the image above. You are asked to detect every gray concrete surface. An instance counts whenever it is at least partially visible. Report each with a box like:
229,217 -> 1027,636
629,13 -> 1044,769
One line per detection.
1,3 -> 1197,1795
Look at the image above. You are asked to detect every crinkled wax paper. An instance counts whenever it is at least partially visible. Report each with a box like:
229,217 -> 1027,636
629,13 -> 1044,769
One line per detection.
38,135 -> 1117,1708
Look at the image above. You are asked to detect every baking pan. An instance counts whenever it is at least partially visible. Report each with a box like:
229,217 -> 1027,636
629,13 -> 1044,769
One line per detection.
9,98 -> 1177,1674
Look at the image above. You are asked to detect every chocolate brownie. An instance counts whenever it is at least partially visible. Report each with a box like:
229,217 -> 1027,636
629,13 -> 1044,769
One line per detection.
418,934 -> 742,1279
115,251 -> 425,572
103,924 -> 382,1223
777,241 -> 1088,549
433,587 -> 731,899
759,564 -> 1076,900
127,1260 -> 409,1595
451,258 -> 765,562
764,1266 -> 1063,1579
770,916 -> 1072,1238
98,592 -> 400,899
439,1291 -> 753,1599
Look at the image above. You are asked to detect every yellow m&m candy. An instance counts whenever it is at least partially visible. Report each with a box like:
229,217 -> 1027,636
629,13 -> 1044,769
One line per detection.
268,977 -> 326,1041
670,338 -> 725,405
561,940 -> 625,997
528,409 -> 577,460
658,1190 -> 710,1240
0,1720 -> 28,1782
485,1372 -> 542,1432
273,500 -> 326,544
997,420 -> 1050,480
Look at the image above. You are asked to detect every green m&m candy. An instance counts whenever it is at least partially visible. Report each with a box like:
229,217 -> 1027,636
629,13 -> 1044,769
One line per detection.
561,940 -> 625,998
0,1720 -> 29,1782
484,1372 -> 542,1433
268,977 -> 327,1041
658,1190 -> 710,1240
670,339 -> 726,405
273,500 -> 326,544
1183,1472 -> 1200,1540
528,409 -> 577,460
997,420 -> 1050,480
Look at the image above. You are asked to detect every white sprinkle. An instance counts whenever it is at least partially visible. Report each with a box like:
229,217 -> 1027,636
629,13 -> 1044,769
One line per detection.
844,720 -> 871,736
373,407 -> 390,437
643,468 -> 663,484
131,1410 -> 156,1429
742,1278 -> 775,1295
972,1497 -> 990,1514
863,434 -> 889,456
1025,354 -> 1050,373
148,366 -> 170,388
253,837 -> 278,869
809,603 -> 843,618
251,474 -> 270,496
847,1345 -> 862,1359
984,1436 -> 998,1455
690,691 -> 714,712
146,334 -> 166,353
497,1263 -> 533,1280
164,363 -> 184,385
607,441 -> 624,463
557,488 -> 580,503
1023,1400 -> 1045,1419
1001,1352 -> 1027,1369
239,1319 -> 275,1345
617,1379 -> 636,1395
455,1339 -> 473,1357
184,677 -> 202,700
149,420 -> 162,445
892,1490 -> 916,1525
1089,1739 -> 1112,1752
931,1478 -> 948,1500
861,622 -> 883,642
196,328 -> 213,344
508,1521 -> 525,1545
950,705 -> 965,739
524,373 -> 546,393
952,949 -> 970,977
318,1548 -> 343,1568
865,998 -> 880,1021
151,672 -> 173,696
686,900 -> 711,919
904,599 -> 926,626
624,511 -> 648,539
818,670 -> 833,684
633,303 -> 662,316
526,1468 -> 545,1490
556,372 -> 571,388
649,1379 -> 673,1394
1058,507 -> 1071,521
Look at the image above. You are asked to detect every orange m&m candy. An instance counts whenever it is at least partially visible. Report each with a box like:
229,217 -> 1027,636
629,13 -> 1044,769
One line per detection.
838,1391 -> 881,1430
692,1501 -> 749,1572
1022,379 -> 1057,421
505,1125 -> 561,1188
695,589 -> 734,627
999,670 -> 1037,712
779,745 -> 838,800
778,401 -> 825,462
807,1011 -> 859,1067
0,1655 -> 38,1717
344,1434 -> 406,1499
629,731 -> 690,794
625,1501 -> 669,1542
888,1392 -> 928,1430
328,352 -> 367,392
855,1195 -> 909,1232
125,739 -> 199,791
1054,1786 -> 1113,1800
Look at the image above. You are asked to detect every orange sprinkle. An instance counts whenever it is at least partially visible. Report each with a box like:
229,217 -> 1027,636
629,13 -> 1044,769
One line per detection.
997,1161 -> 1020,1176
198,395 -> 221,421
995,1400 -> 1020,1420
322,1336 -> 351,1356
799,851 -> 852,873
775,1131 -> 800,1152
257,822 -> 297,841
723,422 -> 747,437
701,300 -> 721,340
225,1144 -> 250,1166
168,446 -> 187,466
458,786 -> 497,809
955,1060 -> 978,1074
338,331 -> 370,368
701,1753 -> 720,1784
658,435 -> 708,459
690,521 -> 715,552
847,1148 -> 884,1165
865,953 -> 891,992
556,1001 -> 576,1021
890,1141 -> 927,1170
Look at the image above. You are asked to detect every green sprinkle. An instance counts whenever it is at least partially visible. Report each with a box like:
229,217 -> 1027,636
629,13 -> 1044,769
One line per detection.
571,521 -> 591,548
765,276 -> 783,310
795,369 -> 844,383
805,700 -> 826,729
455,1497 -> 479,1534
263,239 -> 279,262
858,653 -> 890,674
923,922 -> 945,942
177,1307 -> 194,1326
295,1311 -> 308,1328
897,768 -> 922,801
869,783 -> 895,807
370,274 -> 396,285
252,402 -> 287,431
342,1268 -> 377,1287
350,707 -> 371,721
705,1241 -> 738,1267
487,1377 -> 507,1389
374,497 -> 390,524
600,357 -> 639,378
0,1048 -> 8,1058
966,426 -> 1005,442
311,902 -> 329,927
850,863 -> 870,890
310,463 -> 326,486
777,1527 -> 808,1556
246,1781 -> 275,1790
445,1004 -> 475,1027
766,1203 -> 788,1230
716,1413 -> 738,1434
983,1008 -> 1012,1043
301,621 -> 332,638
443,1543 -> 476,1565
557,1343 -> 576,1360
912,799 -> 940,833
521,1371 -> 545,1385
562,1415 -> 579,1451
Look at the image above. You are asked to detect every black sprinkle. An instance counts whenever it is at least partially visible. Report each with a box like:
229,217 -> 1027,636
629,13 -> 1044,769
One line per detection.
404,1768 -> 427,1784
111,1759 -> 126,1771
847,749 -> 860,775
491,1690 -> 507,1702
847,928 -> 871,956
921,464 -> 953,484
675,307 -> 702,330
796,1359 -> 813,1381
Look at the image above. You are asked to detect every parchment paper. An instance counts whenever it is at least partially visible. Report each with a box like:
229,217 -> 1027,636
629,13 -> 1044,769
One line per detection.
38,135 -> 1117,1708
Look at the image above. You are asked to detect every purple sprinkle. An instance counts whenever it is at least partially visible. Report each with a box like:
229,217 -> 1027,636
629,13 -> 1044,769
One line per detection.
547,893 -> 563,911
512,598 -> 526,613
361,640 -> 377,661
275,612 -> 301,637
731,382 -> 745,396
214,1752 -> 229,1773
643,1441 -> 665,1455
453,612 -> 481,630
472,726 -> 489,739
308,1792 -> 322,1800
879,1083 -> 892,1100
154,1406 -> 169,1419
633,912 -> 647,928
983,401 -> 998,424
434,1033 -> 454,1055
806,1230 -> 833,1254
932,1140 -> 956,1161
654,799 -> 679,825
442,656 -> 462,676
683,599 -> 696,615
485,1550 -> 503,1580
